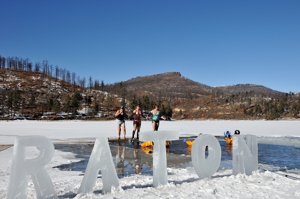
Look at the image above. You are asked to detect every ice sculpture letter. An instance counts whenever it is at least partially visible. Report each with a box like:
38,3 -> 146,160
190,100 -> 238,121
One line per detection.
6,136 -> 57,199
191,134 -> 221,179
232,134 -> 258,175
140,131 -> 179,187
78,137 -> 119,194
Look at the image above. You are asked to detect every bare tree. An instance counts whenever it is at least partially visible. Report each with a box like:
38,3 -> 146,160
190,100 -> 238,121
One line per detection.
66,70 -> 71,83
42,60 -> 49,75
27,62 -> 32,72
72,72 -> 76,84
34,62 -> 40,72
94,79 -> 100,90
77,75 -> 81,87
17,57 -> 21,70
61,68 -> 66,81
0,56 -> 6,69
81,77 -> 86,88
89,76 -> 93,91
101,80 -> 104,91
72,72 -> 76,91
49,64 -> 53,77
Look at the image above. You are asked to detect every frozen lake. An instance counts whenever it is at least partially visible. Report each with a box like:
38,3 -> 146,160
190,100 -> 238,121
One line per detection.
1,121 -> 300,198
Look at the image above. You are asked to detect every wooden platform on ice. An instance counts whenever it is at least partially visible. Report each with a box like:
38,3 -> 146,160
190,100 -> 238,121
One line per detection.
108,135 -> 223,143
108,137 -> 140,142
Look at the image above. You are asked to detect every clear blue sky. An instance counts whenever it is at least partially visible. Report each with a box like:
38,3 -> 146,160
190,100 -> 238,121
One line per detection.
1,0 -> 299,93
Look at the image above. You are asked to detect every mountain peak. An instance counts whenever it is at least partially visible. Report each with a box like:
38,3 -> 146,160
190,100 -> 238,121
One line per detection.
161,72 -> 181,76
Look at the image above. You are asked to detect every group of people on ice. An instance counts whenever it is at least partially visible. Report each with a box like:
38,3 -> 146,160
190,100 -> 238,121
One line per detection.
114,104 -> 166,141
115,104 -> 241,148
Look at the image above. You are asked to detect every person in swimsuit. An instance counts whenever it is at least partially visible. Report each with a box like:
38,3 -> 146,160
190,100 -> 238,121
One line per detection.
129,105 -> 146,140
149,104 -> 166,131
115,106 -> 128,139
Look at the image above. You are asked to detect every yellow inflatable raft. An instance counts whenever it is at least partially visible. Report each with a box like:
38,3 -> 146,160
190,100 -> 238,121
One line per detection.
140,141 -> 170,148
224,137 -> 233,145
141,146 -> 153,155
185,140 -> 194,146
140,141 -> 154,147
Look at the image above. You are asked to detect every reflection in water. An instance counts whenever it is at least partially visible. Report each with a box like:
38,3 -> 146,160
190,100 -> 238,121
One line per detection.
130,143 -> 143,174
115,143 -> 127,177
53,138 -> 300,177
185,145 -> 192,155
112,141 -> 154,178
225,144 -> 232,155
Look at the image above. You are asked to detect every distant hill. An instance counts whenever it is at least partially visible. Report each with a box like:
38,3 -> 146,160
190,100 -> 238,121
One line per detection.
213,84 -> 282,96
123,72 -> 212,98
105,72 -> 299,120
105,72 -> 283,99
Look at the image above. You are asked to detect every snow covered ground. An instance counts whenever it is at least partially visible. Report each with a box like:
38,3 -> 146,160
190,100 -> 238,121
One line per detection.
1,120 -> 300,198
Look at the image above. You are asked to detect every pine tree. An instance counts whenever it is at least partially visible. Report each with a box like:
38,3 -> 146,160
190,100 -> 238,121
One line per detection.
47,99 -> 53,112
71,91 -> 83,115
93,101 -> 99,116
63,95 -> 71,113
53,99 -> 61,114
165,104 -> 173,118
141,96 -> 150,111
130,94 -> 138,110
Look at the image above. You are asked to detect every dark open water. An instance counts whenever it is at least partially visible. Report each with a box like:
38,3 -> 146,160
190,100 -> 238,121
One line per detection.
54,138 -> 300,178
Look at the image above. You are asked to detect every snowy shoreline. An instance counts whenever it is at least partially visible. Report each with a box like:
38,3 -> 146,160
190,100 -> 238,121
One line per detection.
1,120 -> 300,198
1,120 -> 300,144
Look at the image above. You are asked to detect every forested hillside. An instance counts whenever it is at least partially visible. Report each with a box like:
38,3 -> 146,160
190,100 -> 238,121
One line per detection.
1,55 -> 300,120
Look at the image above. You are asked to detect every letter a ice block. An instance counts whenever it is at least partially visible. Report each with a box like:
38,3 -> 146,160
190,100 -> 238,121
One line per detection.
78,137 -> 119,194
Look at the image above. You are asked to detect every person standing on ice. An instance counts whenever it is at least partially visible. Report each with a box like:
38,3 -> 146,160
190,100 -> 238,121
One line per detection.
129,105 -> 146,141
149,104 -> 166,131
115,106 -> 128,139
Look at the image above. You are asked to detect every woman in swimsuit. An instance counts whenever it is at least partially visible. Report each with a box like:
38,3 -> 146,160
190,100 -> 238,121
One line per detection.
130,105 -> 146,140
115,106 -> 128,139
149,104 -> 166,131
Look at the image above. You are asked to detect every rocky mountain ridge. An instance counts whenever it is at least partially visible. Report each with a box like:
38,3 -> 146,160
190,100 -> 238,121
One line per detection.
105,72 -> 299,120
106,71 -> 284,99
